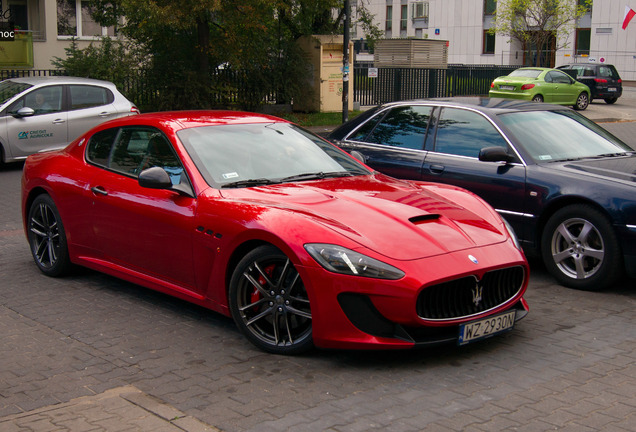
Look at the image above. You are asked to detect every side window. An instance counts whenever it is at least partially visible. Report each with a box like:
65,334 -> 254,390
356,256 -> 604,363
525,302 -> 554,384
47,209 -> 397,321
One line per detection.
554,71 -> 572,84
87,128 -> 119,167
69,85 -> 114,110
434,108 -> 509,158
9,86 -> 64,115
544,72 -> 554,83
365,105 -> 432,149
129,128 -> 185,185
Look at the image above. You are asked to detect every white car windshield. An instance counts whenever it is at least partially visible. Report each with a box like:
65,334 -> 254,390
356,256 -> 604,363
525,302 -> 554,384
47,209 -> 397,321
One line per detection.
177,122 -> 370,188
499,110 -> 633,162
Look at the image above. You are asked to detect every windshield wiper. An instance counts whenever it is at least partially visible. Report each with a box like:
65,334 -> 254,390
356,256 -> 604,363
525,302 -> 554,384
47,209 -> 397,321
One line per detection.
221,178 -> 279,188
280,171 -> 355,182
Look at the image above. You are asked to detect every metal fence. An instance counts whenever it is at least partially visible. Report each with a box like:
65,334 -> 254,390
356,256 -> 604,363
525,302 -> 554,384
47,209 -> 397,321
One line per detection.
353,64 -> 518,106
2,64 -> 519,111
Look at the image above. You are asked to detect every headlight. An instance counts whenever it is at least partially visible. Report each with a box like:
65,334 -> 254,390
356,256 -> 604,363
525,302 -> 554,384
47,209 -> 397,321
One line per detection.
305,243 -> 405,280
502,218 -> 521,250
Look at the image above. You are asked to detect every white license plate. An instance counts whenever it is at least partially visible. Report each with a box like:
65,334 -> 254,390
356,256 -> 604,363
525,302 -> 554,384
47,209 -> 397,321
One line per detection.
458,310 -> 516,345
608,87 -> 617,92
499,85 -> 515,91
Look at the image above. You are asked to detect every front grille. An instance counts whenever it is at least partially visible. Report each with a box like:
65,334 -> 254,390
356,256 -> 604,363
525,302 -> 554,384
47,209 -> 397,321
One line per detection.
416,266 -> 525,320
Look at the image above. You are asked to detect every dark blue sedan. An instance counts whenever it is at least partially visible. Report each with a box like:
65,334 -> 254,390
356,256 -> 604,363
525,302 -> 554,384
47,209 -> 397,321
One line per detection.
328,98 -> 636,291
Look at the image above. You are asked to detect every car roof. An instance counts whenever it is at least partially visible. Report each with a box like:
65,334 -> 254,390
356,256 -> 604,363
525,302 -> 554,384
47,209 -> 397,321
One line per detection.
373,97 -> 571,115
5,76 -> 116,87
94,110 -> 291,133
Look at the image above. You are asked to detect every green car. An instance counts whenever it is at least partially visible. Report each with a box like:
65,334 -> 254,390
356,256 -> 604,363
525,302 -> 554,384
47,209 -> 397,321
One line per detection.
489,67 -> 591,110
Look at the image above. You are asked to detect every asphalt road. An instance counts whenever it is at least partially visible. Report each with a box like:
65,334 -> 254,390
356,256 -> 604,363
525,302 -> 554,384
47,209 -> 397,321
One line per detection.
1,102 -> 636,431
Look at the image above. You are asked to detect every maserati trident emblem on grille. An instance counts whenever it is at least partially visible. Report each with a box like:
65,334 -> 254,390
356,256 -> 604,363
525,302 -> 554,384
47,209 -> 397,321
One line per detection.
468,254 -> 479,264
472,282 -> 483,307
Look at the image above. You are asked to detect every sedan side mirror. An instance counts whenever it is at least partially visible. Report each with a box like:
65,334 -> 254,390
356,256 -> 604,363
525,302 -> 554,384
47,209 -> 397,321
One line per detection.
15,107 -> 35,118
479,146 -> 514,163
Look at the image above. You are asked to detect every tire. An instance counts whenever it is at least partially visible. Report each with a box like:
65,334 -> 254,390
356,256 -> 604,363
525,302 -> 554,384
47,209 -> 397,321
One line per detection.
27,194 -> 72,277
532,94 -> 543,103
541,204 -> 622,291
604,97 -> 618,104
574,92 -> 589,110
229,245 -> 313,354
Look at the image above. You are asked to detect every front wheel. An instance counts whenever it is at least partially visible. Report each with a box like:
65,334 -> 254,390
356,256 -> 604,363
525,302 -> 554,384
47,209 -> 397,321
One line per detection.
541,205 -> 622,291
27,194 -> 71,277
532,94 -> 544,103
574,92 -> 589,110
229,245 -> 313,354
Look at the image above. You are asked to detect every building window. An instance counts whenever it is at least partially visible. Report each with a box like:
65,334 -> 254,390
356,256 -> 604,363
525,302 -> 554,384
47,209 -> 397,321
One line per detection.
484,0 -> 496,15
400,5 -> 408,31
57,0 -> 114,38
412,2 -> 429,19
575,28 -> 590,56
385,5 -> 392,31
483,30 -> 495,54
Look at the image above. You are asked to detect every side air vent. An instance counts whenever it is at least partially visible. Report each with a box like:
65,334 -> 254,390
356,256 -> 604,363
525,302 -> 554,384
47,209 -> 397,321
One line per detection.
409,214 -> 440,224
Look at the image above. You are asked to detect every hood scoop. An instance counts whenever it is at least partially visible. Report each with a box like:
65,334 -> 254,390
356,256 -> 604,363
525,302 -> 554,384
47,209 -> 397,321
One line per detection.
409,214 -> 441,225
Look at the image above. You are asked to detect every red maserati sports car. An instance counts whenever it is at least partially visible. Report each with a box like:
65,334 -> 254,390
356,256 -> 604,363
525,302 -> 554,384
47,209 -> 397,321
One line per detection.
22,111 -> 529,355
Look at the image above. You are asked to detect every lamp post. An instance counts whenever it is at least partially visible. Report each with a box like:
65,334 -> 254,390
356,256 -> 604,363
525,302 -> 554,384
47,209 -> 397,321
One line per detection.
342,0 -> 350,123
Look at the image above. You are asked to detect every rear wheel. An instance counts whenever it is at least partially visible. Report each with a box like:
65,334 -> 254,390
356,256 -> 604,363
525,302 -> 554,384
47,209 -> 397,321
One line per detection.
27,194 -> 71,277
541,204 -> 622,291
229,245 -> 313,354
604,97 -> 618,104
574,92 -> 589,110
532,94 -> 544,103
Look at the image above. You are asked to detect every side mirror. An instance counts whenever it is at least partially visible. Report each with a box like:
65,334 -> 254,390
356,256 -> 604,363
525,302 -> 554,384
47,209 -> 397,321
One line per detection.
479,146 -> 514,163
138,166 -> 195,198
350,150 -> 366,164
138,166 -> 172,189
15,107 -> 35,118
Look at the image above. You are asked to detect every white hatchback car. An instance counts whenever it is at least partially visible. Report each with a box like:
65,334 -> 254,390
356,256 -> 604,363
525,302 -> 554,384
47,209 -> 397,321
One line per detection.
0,76 -> 139,165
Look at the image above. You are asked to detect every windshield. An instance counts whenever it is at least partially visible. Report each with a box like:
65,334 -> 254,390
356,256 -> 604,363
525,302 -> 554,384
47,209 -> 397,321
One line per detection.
499,110 -> 632,162
0,80 -> 32,105
177,122 -> 370,188
508,69 -> 542,79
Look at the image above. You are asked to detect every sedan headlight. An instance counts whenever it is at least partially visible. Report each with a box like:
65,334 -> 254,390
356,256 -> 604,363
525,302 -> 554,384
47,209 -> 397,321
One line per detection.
305,243 -> 405,280
502,218 -> 521,250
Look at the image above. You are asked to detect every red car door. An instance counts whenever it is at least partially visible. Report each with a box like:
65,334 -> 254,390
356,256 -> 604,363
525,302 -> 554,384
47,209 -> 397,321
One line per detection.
85,126 -> 200,294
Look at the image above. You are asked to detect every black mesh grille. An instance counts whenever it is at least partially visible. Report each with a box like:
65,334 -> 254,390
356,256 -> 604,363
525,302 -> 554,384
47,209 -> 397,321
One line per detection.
416,266 -> 525,320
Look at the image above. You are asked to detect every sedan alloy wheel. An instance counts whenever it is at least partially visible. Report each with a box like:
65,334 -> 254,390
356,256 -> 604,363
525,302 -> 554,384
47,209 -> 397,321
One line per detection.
27,194 -> 71,277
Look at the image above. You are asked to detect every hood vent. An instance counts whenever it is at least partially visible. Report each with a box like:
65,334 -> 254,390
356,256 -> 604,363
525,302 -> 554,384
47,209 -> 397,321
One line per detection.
409,214 -> 441,225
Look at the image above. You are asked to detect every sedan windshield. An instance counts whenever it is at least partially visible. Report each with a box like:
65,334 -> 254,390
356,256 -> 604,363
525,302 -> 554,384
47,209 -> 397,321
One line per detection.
0,80 -> 32,105
499,110 -> 632,162
177,123 -> 370,188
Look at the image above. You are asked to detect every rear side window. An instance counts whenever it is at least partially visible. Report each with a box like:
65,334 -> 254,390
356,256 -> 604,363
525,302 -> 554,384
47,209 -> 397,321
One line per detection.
87,128 -> 119,166
434,108 -> 509,158
363,105 -> 432,149
69,85 -> 114,110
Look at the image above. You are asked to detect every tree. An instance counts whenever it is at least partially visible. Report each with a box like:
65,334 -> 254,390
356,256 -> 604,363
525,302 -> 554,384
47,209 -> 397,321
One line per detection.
490,0 -> 592,67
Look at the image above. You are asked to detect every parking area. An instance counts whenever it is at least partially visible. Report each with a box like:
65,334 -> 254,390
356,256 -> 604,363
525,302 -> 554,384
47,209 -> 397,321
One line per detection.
1,111 -> 636,431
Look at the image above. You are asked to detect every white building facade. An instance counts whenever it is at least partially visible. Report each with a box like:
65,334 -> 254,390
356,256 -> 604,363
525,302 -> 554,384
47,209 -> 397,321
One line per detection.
353,0 -> 636,80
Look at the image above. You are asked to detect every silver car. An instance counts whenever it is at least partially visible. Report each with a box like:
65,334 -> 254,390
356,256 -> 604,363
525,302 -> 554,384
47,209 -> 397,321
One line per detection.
0,77 -> 139,165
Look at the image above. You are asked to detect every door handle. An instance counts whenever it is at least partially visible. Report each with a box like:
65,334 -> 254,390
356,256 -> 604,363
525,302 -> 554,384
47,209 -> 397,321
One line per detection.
52,119 -> 66,124
91,186 -> 108,196
429,164 -> 445,174
98,112 -> 112,117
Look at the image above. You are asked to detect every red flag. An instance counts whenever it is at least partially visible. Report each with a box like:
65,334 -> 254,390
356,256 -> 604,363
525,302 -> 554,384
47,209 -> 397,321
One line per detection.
623,5 -> 636,29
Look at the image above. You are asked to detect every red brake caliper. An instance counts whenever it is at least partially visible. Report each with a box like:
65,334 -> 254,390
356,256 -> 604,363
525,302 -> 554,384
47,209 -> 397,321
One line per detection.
251,264 -> 275,309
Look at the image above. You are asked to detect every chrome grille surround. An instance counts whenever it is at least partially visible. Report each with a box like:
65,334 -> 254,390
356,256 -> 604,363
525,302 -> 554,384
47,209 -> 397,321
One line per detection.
416,266 -> 525,321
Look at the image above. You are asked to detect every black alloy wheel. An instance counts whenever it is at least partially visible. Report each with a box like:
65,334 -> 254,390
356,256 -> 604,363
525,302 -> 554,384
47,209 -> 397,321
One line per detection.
27,194 -> 71,277
574,92 -> 589,110
541,204 -> 622,291
229,245 -> 313,354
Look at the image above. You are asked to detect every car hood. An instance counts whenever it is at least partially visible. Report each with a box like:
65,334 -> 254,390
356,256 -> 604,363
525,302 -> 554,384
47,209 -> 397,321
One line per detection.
220,175 -> 507,261
547,155 -> 636,185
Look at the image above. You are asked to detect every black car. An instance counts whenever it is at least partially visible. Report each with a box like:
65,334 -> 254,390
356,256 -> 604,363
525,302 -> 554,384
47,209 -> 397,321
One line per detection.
557,63 -> 622,104
328,98 -> 636,291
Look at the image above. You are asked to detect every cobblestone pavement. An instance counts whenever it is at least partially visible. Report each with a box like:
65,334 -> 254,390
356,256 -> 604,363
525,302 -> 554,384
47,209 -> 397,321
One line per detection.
1,117 -> 635,432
